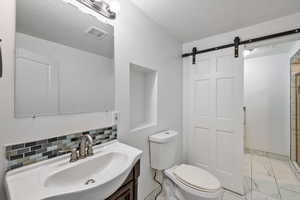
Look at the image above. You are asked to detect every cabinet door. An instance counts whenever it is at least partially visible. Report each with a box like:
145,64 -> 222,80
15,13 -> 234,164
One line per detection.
107,182 -> 134,200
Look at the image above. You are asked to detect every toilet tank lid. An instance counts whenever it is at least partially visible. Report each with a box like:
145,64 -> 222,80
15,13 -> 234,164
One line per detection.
149,130 -> 178,143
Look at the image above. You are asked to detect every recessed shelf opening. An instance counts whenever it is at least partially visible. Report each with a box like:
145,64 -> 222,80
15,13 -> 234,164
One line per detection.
130,63 -> 158,131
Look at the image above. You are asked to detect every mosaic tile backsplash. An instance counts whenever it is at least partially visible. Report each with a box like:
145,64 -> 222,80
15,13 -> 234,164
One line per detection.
5,125 -> 117,171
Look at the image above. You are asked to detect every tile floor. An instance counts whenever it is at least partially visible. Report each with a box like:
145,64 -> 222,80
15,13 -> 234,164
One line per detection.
224,153 -> 300,200
157,153 -> 300,200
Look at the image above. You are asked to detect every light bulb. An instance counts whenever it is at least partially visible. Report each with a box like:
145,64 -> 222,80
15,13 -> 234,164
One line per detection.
243,50 -> 251,57
109,0 -> 120,13
61,0 -> 110,24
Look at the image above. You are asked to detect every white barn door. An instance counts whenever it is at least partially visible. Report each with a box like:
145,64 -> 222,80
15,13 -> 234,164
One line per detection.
185,47 -> 244,194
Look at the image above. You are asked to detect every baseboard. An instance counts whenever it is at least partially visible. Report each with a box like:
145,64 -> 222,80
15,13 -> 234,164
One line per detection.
245,148 -> 289,161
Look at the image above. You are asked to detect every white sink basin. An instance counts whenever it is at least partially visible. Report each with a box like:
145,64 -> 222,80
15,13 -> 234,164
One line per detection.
5,141 -> 142,200
44,152 -> 128,189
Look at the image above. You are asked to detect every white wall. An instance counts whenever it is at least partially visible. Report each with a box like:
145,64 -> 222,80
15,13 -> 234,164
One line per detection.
0,0 -> 182,200
130,67 -> 147,129
244,53 -> 290,156
16,32 -> 114,115
130,64 -> 158,130
115,1 -> 182,199
183,12 -> 300,160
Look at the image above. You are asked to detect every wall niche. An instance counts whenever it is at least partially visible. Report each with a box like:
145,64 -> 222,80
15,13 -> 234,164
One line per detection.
130,63 -> 158,132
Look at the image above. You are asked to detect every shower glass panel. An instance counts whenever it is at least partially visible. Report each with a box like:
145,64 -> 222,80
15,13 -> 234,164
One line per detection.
296,75 -> 300,166
291,54 -> 300,169
244,42 -> 300,200
292,72 -> 300,167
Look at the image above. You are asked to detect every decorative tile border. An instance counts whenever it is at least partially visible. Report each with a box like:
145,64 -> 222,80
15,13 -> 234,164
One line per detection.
5,125 -> 117,171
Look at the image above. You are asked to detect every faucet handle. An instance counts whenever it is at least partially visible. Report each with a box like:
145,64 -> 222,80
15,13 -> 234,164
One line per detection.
70,148 -> 79,162
58,148 -> 78,162
87,144 -> 94,156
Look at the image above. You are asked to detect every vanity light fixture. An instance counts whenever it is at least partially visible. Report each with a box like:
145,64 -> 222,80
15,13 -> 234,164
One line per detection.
243,48 -> 256,57
243,49 -> 251,57
77,0 -> 116,19
63,0 -> 117,20
105,0 -> 120,13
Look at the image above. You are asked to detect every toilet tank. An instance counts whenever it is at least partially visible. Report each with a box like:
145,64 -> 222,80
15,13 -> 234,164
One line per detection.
149,130 -> 178,170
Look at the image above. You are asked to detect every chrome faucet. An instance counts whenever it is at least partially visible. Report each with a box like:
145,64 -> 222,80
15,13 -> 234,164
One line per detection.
79,133 -> 94,159
58,148 -> 79,162
58,133 -> 94,163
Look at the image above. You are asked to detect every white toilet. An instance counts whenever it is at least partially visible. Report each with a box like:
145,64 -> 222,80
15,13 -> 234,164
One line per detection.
149,130 -> 223,200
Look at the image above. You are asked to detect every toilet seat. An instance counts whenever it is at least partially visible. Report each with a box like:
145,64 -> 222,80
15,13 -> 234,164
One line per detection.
173,164 -> 221,193
164,164 -> 222,199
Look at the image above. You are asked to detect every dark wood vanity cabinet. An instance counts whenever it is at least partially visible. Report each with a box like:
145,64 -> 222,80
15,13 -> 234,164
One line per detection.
106,160 -> 140,200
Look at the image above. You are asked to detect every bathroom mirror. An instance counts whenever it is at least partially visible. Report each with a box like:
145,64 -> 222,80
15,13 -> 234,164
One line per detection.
15,0 -> 115,118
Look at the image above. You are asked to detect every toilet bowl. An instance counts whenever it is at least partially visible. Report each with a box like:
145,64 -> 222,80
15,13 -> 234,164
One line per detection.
163,165 -> 223,200
149,130 -> 223,200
